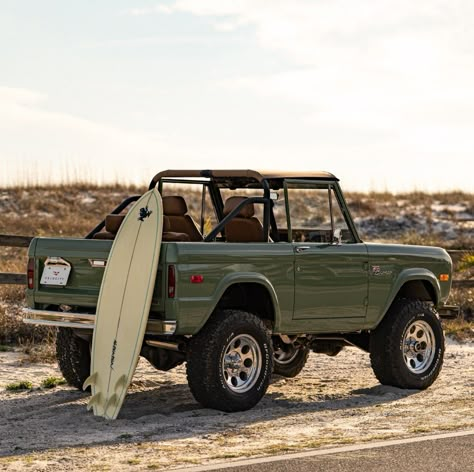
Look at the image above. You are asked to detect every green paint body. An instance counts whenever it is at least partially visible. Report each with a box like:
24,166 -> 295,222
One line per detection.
26,237 -> 452,336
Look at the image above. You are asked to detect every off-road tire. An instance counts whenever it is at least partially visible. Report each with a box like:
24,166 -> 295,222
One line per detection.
370,299 -> 444,389
186,310 -> 273,412
56,328 -> 91,390
273,345 -> 310,378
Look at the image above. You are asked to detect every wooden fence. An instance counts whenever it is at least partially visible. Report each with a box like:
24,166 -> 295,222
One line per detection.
0,234 -> 472,287
0,235 -> 32,285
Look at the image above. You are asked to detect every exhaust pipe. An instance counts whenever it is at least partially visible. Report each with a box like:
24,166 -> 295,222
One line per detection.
145,339 -> 186,352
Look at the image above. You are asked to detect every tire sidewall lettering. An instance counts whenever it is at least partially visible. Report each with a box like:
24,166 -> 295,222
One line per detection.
256,341 -> 270,392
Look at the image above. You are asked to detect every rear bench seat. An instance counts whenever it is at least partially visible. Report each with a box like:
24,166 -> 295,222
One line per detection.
92,214 -> 190,241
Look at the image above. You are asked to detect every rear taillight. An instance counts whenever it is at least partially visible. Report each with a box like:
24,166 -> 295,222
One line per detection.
167,265 -> 176,298
27,258 -> 34,289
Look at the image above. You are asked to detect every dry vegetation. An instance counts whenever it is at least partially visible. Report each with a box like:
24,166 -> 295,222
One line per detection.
0,184 -> 473,350
0,184 -> 472,470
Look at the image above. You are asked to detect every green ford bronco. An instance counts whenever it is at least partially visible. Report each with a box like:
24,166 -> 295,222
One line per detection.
23,170 -> 456,411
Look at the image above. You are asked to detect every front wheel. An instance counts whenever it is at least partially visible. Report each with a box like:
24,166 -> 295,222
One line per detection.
186,310 -> 273,412
370,299 -> 444,390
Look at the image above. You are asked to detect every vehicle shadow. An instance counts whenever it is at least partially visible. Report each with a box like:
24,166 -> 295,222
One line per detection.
0,379 -> 419,458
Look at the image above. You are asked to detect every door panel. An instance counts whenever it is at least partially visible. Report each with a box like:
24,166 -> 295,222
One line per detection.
293,243 -> 369,319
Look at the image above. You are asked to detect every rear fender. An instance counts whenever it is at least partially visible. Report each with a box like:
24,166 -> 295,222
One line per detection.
197,272 -> 281,333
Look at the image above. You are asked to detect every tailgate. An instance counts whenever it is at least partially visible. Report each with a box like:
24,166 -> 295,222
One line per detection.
28,237 -> 164,311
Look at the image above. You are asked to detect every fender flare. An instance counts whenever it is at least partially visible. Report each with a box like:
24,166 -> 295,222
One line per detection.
377,268 -> 441,327
197,272 -> 281,333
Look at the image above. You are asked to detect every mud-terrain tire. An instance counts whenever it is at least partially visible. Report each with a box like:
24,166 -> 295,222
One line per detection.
187,310 -> 273,412
273,344 -> 310,378
370,299 -> 444,389
56,328 -> 91,390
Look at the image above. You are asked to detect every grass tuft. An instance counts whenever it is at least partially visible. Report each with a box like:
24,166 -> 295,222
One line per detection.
40,376 -> 67,389
5,380 -> 33,391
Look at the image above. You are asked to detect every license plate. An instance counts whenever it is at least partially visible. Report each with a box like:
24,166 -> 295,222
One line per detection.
40,264 -> 71,286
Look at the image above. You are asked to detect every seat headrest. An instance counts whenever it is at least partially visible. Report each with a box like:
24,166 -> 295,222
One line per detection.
163,196 -> 188,216
223,196 -> 255,218
105,214 -> 125,233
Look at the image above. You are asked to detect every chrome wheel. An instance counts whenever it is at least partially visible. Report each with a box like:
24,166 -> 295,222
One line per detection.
403,320 -> 436,374
274,345 -> 299,365
222,334 -> 262,393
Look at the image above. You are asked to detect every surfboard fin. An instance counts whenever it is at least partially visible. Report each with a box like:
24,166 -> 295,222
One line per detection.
104,393 -> 118,417
114,374 -> 128,391
82,372 -> 98,391
87,392 -> 102,411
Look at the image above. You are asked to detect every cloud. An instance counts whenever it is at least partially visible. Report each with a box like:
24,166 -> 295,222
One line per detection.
124,5 -> 173,16
137,1 -> 474,131
0,87 -> 165,186
188,1 -> 474,156
0,87 -> 46,106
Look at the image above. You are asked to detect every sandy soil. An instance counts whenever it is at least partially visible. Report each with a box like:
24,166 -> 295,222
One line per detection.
0,341 -> 473,471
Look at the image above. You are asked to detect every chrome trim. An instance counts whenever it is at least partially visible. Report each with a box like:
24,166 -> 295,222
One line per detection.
23,318 -> 95,330
23,308 -> 95,322
44,257 -> 71,267
295,246 -> 311,253
88,259 -> 107,268
22,308 -> 175,335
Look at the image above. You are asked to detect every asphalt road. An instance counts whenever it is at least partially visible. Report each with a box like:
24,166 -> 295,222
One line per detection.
173,430 -> 474,472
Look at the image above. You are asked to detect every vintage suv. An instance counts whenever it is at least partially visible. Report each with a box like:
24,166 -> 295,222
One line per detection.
23,170 -> 455,412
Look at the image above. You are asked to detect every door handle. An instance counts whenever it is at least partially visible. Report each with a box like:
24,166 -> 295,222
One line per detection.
295,246 -> 311,253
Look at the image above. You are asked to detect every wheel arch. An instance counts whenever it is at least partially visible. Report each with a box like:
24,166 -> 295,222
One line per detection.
196,273 -> 281,334
375,268 -> 441,329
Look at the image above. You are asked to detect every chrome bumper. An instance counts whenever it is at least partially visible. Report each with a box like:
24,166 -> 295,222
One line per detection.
22,308 -> 177,334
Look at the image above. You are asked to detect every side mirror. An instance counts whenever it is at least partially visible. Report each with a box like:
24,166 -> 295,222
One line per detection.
333,228 -> 342,245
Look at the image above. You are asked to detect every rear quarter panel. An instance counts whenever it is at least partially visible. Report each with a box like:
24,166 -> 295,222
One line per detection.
165,242 -> 295,334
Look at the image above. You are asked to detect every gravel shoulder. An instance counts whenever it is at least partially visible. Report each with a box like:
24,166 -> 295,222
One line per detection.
0,341 -> 473,471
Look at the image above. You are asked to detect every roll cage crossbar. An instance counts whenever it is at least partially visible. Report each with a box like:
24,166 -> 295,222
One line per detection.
204,196 -> 271,242
85,195 -> 141,239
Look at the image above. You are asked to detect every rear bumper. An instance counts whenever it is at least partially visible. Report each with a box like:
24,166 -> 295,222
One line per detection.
438,305 -> 461,320
22,308 -> 177,334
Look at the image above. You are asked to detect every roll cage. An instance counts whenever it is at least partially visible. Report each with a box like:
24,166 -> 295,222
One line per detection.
87,169 -> 359,243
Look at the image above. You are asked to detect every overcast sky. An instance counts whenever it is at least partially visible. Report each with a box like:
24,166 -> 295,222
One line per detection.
1,0 -> 473,192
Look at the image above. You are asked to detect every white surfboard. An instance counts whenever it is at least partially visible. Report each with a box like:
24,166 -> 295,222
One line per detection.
83,188 -> 163,420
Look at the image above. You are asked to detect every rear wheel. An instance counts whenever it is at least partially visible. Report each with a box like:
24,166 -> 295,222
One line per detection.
273,343 -> 309,378
56,328 -> 91,389
187,310 -> 273,412
370,299 -> 444,389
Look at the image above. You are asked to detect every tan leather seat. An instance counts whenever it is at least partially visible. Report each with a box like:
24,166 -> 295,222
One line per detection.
223,196 -> 264,242
162,196 -> 203,242
162,215 -> 190,242
92,214 -> 126,240
93,212 -> 191,242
